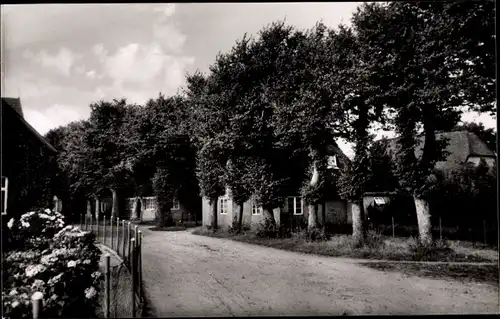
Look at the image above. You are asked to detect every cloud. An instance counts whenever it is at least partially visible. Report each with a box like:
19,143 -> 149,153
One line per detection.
24,103 -> 91,135
153,4 -> 176,18
86,70 -> 96,79
34,47 -> 79,77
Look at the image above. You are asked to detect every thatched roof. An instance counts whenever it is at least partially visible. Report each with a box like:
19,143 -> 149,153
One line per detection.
385,130 -> 495,172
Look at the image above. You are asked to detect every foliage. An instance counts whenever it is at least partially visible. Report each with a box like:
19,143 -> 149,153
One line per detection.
6,208 -> 65,252
3,209 -> 101,318
152,167 -> 174,227
351,1 -> 495,197
255,219 -> 280,239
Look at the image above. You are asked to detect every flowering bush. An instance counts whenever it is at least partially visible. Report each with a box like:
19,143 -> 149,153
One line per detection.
6,208 -> 66,252
3,209 -> 102,318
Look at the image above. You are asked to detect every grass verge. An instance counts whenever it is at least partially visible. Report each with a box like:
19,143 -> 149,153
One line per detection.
359,262 -> 499,286
192,227 -> 496,263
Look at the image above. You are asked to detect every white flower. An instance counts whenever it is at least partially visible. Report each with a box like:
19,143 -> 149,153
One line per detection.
25,264 -> 46,277
91,271 -> 101,279
83,259 -> 91,265
48,273 -> 63,285
84,286 -> 96,299
7,218 -> 14,229
21,220 -> 30,228
12,301 -> 19,308
45,208 -> 51,214
31,279 -> 45,289
9,289 -> 17,296
67,260 -> 77,268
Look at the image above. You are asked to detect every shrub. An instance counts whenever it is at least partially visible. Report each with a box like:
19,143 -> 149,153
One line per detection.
3,209 -> 102,318
364,229 -> 385,250
407,237 -> 452,261
306,227 -> 329,241
6,208 -> 66,252
255,219 -> 280,238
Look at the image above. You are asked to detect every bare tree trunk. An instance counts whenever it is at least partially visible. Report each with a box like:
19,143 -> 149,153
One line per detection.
321,200 -> 326,232
86,199 -> 92,215
414,195 -> 432,245
308,204 -> 318,230
210,197 -> 218,231
307,155 -> 320,230
111,188 -> 119,219
352,201 -> 366,246
236,203 -> 244,233
262,206 -> 276,226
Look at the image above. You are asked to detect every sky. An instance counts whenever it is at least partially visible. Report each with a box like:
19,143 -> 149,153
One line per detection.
1,3 -> 496,158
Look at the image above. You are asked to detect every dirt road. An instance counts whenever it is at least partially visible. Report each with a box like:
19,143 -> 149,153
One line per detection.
139,228 -> 499,316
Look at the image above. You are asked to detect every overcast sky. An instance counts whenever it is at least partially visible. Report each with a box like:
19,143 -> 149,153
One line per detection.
1,3 -> 496,158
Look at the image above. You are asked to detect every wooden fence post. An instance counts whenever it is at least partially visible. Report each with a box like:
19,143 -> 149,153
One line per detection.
90,214 -> 94,235
391,216 -> 395,238
104,216 -> 107,246
127,222 -> 132,263
84,214 -> 87,231
483,219 -> 487,245
122,220 -> 126,258
131,238 -> 137,318
110,217 -> 114,249
97,214 -> 100,241
80,213 -> 83,229
104,254 -> 110,319
138,230 -> 142,300
32,291 -> 43,319
116,217 -> 120,252
439,217 -> 442,240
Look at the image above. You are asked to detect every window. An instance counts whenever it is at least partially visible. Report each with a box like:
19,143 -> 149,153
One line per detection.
143,197 -> 156,211
327,155 -> 339,169
219,197 -> 228,215
285,196 -> 303,215
1,177 -> 8,215
252,203 -> 262,215
172,198 -> 180,210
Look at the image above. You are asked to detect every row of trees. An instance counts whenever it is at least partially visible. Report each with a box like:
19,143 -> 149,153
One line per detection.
46,2 -> 495,244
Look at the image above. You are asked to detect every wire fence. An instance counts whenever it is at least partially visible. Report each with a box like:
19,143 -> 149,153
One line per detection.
81,213 -> 145,318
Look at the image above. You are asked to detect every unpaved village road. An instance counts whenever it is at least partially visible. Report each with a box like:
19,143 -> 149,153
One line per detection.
139,228 -> 499,317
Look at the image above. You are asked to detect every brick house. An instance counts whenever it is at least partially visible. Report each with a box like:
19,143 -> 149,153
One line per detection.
202,142 -> 353,229
1,97 -> 58,217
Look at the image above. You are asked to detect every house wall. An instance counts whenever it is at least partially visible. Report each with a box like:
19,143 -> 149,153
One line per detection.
202,196 -> 352,229
467,156 -> 496,167
123,196 -> 191,222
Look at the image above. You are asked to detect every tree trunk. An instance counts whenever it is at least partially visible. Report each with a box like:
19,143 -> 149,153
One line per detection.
308,204 -> 318,230
95,196 -> 100,217
86,199 -> 92,215
262,206 -> 276,226
236,203 -> 244,234
351,201 -> 366,246
321,200 -> 327,232
307,154 -> 320,230
210,197 -> 218,231
111,188 -> 120,219
414,195 -> 432,245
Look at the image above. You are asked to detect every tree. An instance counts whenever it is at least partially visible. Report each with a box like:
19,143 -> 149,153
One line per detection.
185,72 -> 228,231
86,99 -> 136,219
225,157 -> 253,233
351,1 -> 495,244
137,94 -> 199,227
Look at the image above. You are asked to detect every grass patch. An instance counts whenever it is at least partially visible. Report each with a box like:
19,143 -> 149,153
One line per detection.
149,225 -> 187,232
192,227 -> 495,263
360,262 -> 499,286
